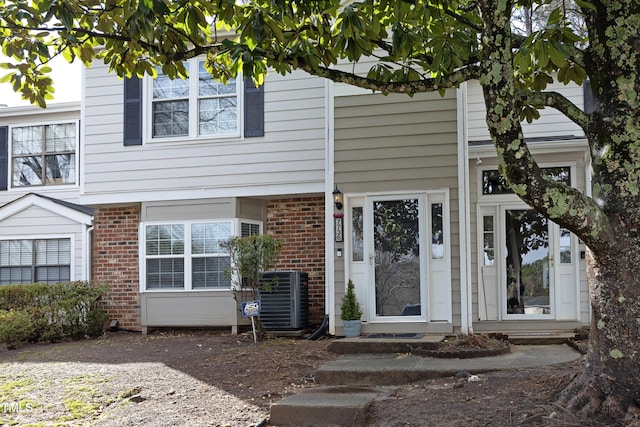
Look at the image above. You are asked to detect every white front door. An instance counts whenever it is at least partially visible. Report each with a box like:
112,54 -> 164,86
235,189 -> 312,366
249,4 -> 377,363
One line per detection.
478,204 -> 579,320
346,192 -> 452,325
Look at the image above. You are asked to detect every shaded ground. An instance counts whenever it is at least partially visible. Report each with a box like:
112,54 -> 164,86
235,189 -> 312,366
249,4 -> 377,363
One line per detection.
0,330 -> 591,426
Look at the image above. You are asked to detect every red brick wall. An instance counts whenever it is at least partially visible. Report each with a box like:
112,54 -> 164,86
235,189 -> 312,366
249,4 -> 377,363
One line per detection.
267,197 -> 326,325
92,204 -> 141,330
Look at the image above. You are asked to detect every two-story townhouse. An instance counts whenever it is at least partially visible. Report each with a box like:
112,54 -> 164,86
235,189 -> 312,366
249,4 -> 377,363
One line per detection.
80,60 -> 330,333
0,61 -> 593,338
0,103 -> 92,288
329,78 -> 592,337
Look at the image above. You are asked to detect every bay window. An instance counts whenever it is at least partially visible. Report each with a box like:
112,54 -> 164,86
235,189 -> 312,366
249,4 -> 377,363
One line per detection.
143,221 -> 239,290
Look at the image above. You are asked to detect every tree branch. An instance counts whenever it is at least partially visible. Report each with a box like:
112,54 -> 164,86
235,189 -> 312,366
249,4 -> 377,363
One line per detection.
294,62 -> 482,93
516,89 -> 591,131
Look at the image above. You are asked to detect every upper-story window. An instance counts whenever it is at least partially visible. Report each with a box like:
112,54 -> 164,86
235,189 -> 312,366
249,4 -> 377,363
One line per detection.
11,123 -> 77,187
150,59 -> 239,139
482,166 -> 571,195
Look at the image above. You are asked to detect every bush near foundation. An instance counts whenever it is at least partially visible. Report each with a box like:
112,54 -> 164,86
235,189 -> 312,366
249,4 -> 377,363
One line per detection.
0,281 -> 109,349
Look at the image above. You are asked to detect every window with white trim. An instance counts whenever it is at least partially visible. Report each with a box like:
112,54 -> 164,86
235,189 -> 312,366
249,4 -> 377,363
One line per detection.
150,59 -> 239,139
0,239 -> 71,285
11,123 -> 77,187
144,221 -> 235,290
482,166 -> 571,195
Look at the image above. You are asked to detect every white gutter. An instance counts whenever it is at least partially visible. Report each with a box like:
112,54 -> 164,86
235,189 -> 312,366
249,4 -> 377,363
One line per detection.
457,83 -> 473,335
325,79 -> 337,335
84,225 -> 94,281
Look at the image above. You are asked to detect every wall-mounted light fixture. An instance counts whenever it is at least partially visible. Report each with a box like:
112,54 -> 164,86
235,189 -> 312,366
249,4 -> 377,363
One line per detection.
332,185 -> 344,242
332,186 -> 343,211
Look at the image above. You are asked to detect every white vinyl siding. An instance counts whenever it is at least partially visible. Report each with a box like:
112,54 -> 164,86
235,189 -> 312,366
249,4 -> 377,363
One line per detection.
467,79 -> 585,142
82,63 -> 326,203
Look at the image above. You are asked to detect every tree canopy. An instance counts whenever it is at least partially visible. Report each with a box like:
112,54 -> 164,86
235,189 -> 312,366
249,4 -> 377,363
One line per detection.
3,0 -> 640,422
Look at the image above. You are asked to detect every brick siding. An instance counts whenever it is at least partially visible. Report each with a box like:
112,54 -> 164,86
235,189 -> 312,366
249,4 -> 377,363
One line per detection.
267,197 -> 326,325
92,204 -> 141,330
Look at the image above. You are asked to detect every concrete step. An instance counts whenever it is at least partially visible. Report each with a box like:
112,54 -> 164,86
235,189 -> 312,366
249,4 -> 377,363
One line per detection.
269,345 -> 583,425
269,386 -> 385,427
327,334 -> 444,354
503,331 -> 576,345
314,345 -> 582,386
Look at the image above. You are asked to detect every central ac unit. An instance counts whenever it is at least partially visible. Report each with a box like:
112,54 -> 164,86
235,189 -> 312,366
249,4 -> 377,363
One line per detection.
259,271 -> 309,330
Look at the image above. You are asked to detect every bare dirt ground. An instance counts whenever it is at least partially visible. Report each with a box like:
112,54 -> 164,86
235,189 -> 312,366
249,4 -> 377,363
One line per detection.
0,330 -> 592,426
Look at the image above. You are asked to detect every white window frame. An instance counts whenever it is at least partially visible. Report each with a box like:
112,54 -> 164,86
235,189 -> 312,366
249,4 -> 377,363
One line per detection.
144,57 -> 243,144
0,235 -> 75,285
140,219 -> 264,292
8,120 -> 80,190
477,162 -> 577,202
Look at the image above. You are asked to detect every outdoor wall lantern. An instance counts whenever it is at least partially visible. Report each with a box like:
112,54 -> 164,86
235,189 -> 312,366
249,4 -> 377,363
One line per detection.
333,186 -> 344,211
333,186 -> 344,242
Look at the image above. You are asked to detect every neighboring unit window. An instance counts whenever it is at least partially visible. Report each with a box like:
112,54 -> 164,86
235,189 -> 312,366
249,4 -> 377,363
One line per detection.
482,167 -> 571,195
431,203 -> 444,259
0,239 -> 71,285
152,60 -> 238,139
11,123 -> 76,187
144,221 -> 232,290
352,206 -> 364,262
483,215 -> 495,266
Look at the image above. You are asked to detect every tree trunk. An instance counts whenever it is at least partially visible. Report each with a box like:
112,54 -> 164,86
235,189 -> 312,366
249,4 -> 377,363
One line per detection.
478,0 -> 640,422
558,241 -> 640,423
560,1 -> 640,420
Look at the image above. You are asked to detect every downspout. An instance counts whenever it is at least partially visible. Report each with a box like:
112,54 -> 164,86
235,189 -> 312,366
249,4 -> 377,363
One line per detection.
325,78 -> 336,335
457,83 -> 474,335
85,224 -> 94,281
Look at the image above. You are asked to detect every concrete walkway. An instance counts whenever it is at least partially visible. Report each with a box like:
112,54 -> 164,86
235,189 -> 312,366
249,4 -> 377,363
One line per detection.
315,344 -> 581,385
270,344 -> 582,426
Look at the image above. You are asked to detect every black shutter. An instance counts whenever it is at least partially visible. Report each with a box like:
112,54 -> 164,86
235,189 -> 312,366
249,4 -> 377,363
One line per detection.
584,81 -> 599,114
123,76 -> 143,146
0,126 -> 7,190
244,77 -> 264,137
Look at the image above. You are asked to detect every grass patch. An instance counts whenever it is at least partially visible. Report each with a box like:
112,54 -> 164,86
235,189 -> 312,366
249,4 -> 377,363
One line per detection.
62,398 -> 99,419
0,376 -> 33,401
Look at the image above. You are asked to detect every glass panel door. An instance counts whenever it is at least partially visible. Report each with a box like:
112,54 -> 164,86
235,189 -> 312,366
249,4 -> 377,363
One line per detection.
504,209 -> 552,316
372,198 -> 422,317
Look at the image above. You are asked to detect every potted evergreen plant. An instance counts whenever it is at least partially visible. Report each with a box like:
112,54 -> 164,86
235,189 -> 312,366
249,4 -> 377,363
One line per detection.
340,279 -> 363,337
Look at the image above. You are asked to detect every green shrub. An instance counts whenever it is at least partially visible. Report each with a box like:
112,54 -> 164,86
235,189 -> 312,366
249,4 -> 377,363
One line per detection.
0,309 -> 34,349
0,281 -> 109,349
